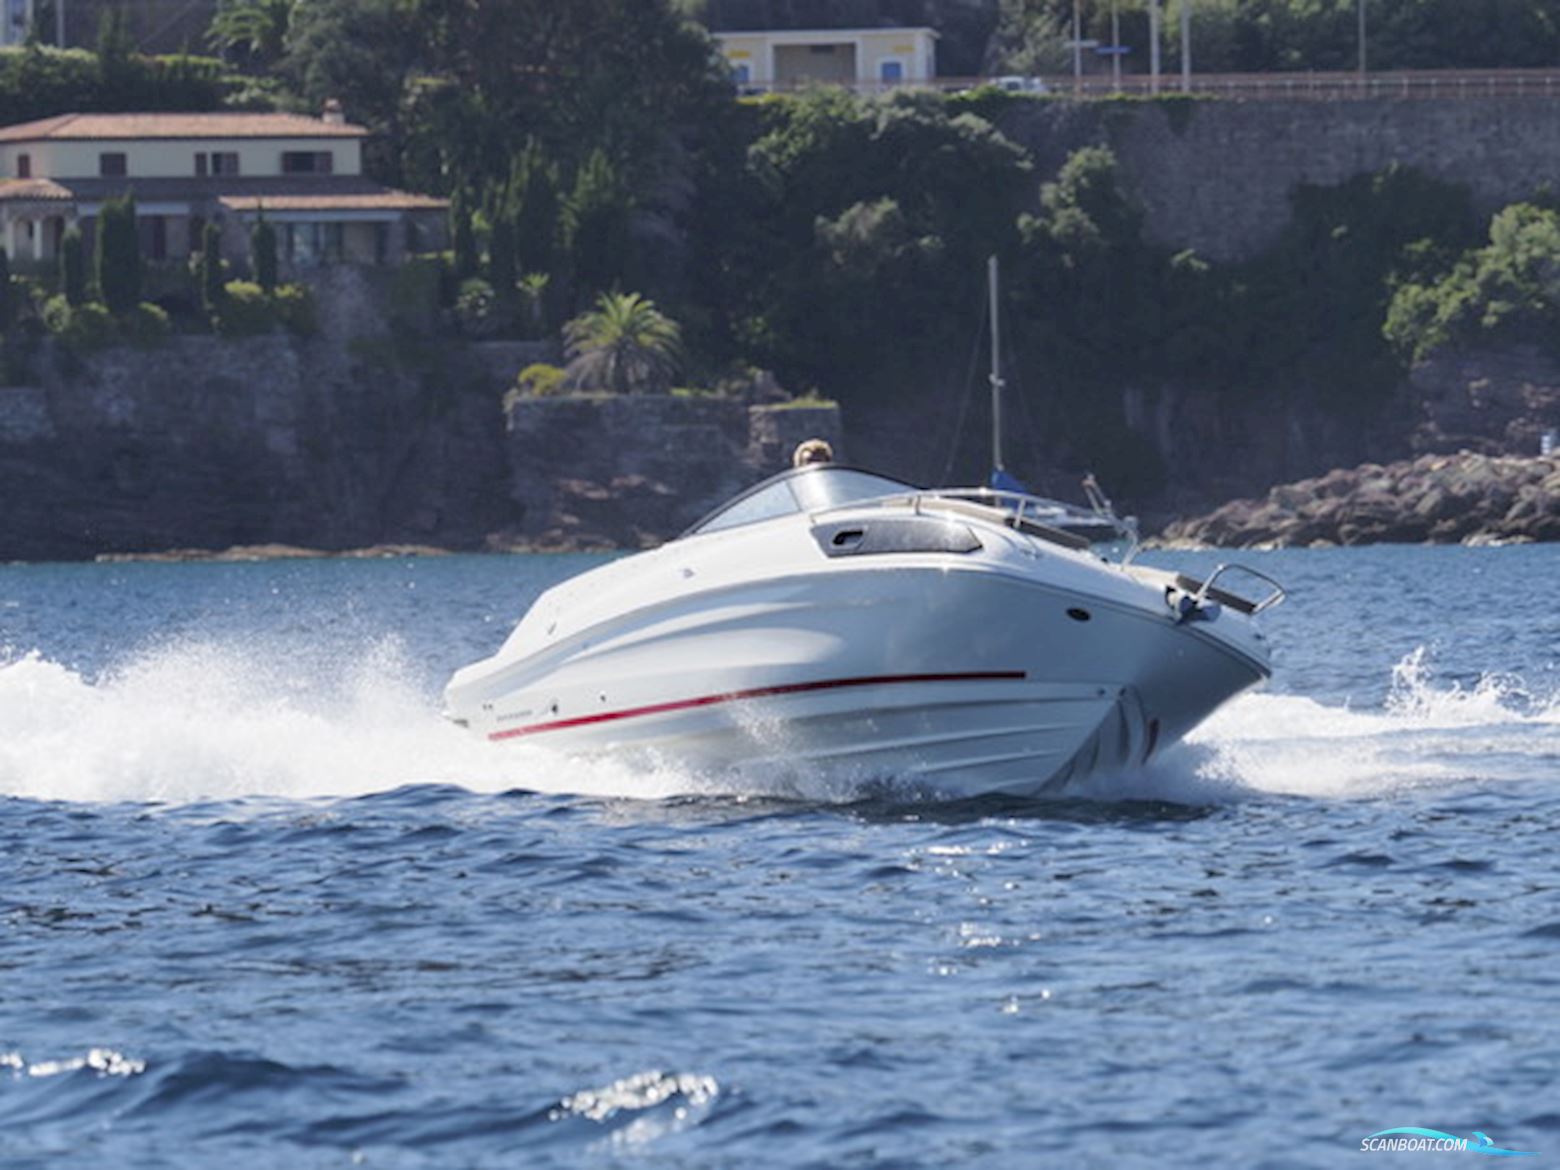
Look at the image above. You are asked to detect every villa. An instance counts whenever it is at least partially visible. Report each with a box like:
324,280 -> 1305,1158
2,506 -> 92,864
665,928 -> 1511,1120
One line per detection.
0,103 -> 447,272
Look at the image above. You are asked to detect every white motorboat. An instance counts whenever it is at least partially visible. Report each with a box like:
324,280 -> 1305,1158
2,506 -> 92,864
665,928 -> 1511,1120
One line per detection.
444,464 -> 1284,797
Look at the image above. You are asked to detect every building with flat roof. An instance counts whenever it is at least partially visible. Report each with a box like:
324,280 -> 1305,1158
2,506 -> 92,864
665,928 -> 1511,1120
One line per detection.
712,27 -> 938,92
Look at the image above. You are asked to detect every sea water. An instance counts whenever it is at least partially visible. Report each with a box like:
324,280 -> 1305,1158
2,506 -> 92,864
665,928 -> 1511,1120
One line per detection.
0,546 -> 1556,1168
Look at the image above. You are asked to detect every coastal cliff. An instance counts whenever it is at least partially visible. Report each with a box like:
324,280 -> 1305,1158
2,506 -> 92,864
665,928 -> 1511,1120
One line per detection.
0,330 -> 843,562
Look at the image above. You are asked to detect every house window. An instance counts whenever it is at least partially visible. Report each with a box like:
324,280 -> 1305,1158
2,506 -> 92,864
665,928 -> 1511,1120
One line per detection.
99,152 -> 127,177
196,152 -> 240,176
16,153 -> 29,178
190,215 -> 207,255
284,221 -> 344,265
281,151 -> 334,175
880,60 -> 904,83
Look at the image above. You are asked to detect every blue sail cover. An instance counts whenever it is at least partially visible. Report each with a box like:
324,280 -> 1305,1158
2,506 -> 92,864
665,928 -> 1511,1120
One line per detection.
988,468 -> 1030,494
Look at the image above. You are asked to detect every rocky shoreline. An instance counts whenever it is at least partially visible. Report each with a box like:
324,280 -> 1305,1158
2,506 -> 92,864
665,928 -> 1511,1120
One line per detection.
1158,451 -> 1560,548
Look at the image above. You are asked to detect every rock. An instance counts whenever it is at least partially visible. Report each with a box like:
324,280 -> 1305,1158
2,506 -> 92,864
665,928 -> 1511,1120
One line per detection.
1164,452 -> 1560,547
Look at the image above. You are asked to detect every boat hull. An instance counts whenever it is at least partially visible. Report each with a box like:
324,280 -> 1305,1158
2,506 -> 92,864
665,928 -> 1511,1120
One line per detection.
446,561 -> 1267,798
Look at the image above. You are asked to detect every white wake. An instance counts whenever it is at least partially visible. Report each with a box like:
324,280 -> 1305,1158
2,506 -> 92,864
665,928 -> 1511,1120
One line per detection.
0,641 -> 1551,806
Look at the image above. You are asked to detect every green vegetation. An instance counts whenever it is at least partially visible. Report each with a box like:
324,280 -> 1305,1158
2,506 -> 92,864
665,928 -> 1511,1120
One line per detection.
988,0 -> 1560,76
251,214 -> 278,293
1386,203 -> 1560,361
0,248 -> 12,333
563,292 -> 683,394
2,0 -> 1554,472
95,193 -> 142,315
60,227 -> 87,307
210,280 -> 318,337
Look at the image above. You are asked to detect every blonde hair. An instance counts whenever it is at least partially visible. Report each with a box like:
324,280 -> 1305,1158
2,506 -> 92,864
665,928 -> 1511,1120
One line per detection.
792,438 -> 834,468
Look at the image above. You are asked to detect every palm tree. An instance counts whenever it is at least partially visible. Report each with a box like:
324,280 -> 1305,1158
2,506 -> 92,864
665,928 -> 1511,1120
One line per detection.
207,0 -> 295,69
562,292 -> 682,395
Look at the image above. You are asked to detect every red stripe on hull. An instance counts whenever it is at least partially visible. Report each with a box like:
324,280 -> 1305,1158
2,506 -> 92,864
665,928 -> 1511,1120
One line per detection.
487,671 -> 1027,742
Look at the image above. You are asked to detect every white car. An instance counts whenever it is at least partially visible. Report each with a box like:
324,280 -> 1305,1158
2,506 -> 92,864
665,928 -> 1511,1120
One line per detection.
994,75 -> 1049,94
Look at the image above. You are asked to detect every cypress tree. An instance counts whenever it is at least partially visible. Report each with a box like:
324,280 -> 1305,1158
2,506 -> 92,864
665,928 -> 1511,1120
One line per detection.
60,227 -> 86,307
252,211 -> 278,293
487,211 -> 517,299
96,192 -> 142,315
512,140 -> 559,275
0,247 -> 11,332
563,149 -> 631,301
451,185 -> 478,281
200,221 -> 226,311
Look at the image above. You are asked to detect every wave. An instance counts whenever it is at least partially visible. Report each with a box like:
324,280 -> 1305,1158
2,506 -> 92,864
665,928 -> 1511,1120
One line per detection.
0,641 -> 1550,807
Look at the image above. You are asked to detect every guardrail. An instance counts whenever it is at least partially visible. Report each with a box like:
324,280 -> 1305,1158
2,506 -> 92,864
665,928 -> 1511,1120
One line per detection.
738,69 -> 1560,102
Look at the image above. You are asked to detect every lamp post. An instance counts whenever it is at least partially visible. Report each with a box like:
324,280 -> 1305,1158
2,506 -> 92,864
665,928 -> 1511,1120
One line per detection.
1180,0 -> 1191,93
1357,0 -> 1367,86
1149,0 -> 1161,94
1072,0 -> 1083,92
1110,0 -> 1121,92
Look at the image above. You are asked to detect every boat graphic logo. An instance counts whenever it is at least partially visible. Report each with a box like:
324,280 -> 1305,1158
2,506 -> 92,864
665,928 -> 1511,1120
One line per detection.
1360,1128 -> 1537,1157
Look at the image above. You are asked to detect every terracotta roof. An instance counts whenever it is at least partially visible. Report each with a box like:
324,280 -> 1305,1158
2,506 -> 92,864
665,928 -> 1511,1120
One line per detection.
0,112 -> 367,143
0,178 -> 73,201
219,192 -> 448,212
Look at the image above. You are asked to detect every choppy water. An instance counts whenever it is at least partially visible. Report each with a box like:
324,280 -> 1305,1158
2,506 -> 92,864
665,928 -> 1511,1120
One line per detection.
2,546 -> 1557,1167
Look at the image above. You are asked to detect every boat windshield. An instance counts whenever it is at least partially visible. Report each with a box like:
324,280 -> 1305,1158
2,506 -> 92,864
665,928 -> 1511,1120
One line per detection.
689,467 -> 914,536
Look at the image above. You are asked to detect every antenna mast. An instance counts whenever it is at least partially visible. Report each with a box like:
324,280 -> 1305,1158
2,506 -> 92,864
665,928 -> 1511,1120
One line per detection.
988,255 -> 1004,474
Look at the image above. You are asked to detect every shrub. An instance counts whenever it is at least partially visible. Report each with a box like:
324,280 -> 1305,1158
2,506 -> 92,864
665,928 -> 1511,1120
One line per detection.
454,277 -> 500,337
213,280 -> 277,337
272,282 -> 318,336
1385,202 -> 1560,361
124,301 -> 171,346
41,293 -> 71,333
43,296 -> 117,351
516,362 -> 564,396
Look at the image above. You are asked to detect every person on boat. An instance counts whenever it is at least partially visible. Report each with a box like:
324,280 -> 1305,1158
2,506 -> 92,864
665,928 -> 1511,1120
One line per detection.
792,438 -> 833,468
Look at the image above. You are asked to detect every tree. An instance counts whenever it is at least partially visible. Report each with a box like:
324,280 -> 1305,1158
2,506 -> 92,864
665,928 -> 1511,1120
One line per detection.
282,0 -> 423,181
95,4 -> 137,101
60,226 -> 87,307
562,291 -> 682,394
0,247 -> 11,332
511,140 -> 560,275
562,149 -> 631,301
200,221 -> 226,311
486,210 -> 517,300
450,185 -> 478,280
252,211 -> 278,292
985,0 -> 1071,75
207,0 -> 295,69
96,192 -> 142,314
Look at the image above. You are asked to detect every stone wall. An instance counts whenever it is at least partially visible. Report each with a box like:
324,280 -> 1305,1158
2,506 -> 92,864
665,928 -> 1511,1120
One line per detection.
0,333 -> 518,562
0,325 -> 844,561
501,397 -> 844,549
998,97 -> 1560,260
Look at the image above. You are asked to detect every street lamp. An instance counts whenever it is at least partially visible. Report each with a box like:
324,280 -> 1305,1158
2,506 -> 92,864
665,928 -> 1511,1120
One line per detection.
1180,0 -> 1192,92
1149,0 -> 1161,94
1357,0 -> 1368,84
